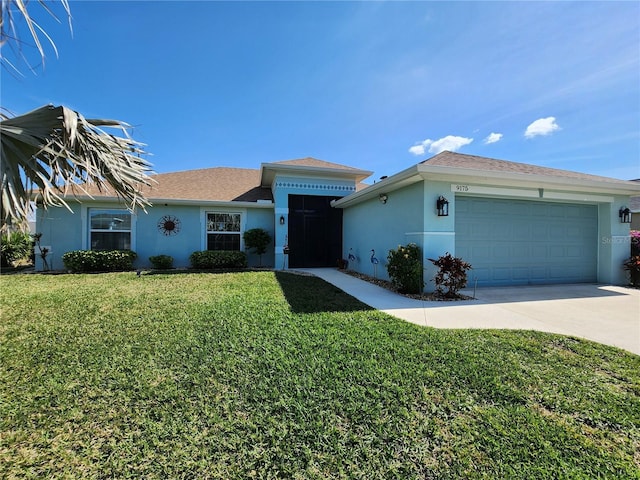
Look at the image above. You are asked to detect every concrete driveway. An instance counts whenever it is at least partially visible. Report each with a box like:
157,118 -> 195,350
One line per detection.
301,269 -> 640,355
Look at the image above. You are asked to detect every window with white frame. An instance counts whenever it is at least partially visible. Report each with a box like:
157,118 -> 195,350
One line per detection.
206,212 -> 241,250
89,209 -> 132,250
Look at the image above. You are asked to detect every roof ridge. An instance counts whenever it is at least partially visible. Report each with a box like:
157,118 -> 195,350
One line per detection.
269,157 -> 364,171
424,151 -> 636,184
153,166 -> 259,176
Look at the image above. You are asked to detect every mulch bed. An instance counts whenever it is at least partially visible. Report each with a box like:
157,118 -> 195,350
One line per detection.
341,269 -> 474,301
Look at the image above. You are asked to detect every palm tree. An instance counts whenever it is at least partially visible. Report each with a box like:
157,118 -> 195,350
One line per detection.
1,0 -> 72,73
1,104 -> 154,231
1,3 -> 154,231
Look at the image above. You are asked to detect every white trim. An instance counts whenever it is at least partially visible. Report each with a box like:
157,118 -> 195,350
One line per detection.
200,207 -> 247,251
66,197 -> 274,209
332,165 -> 422,208
81,207 -> 88,249
451,184 -> 539,198
543,191 -> 614,203
422,164 -> 640,195
86,206 -> 136,251
260,162 -> 372,187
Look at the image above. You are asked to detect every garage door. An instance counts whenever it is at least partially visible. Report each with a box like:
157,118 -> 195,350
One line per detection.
455,197 -> 598,286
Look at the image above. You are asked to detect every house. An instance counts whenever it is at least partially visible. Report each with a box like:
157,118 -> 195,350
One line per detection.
35,152 -> 640,287
629,182 -> 639,231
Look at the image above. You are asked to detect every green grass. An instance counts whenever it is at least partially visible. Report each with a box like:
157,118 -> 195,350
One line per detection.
1,271 -> 639,479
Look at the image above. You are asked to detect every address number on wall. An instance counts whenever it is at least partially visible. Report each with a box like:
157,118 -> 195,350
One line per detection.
453,184 -> 470,192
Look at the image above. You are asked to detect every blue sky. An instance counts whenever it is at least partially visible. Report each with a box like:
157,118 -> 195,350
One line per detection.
3,1 -> 639,181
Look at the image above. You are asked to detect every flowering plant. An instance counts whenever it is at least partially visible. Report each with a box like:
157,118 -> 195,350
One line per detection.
624,256 -> 640,271
386,243 -> 423,294
623,255 -> 640,287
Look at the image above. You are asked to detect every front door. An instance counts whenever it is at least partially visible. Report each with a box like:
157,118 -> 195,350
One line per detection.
288,195 -> 342,268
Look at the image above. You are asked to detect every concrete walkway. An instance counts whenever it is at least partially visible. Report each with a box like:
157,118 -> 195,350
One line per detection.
298,268 -> 640,355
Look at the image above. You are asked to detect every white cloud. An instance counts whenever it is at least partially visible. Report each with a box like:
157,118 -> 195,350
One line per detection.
409,135 -> 473,156
408,144 -> 427,156
524,117 -> 560,138
484,132 -> 503,144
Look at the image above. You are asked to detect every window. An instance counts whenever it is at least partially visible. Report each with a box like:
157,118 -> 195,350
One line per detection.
90,209 -> 131,250
206,212 -> 241,251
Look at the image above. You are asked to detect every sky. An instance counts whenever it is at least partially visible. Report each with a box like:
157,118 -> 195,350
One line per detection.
2,1 -> 639,182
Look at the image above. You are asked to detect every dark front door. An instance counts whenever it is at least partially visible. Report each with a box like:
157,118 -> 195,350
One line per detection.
288,195 -> 342,268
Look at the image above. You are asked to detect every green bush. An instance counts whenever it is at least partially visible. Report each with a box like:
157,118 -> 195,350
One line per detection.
386,243 -> 423,294
1,232 -> 33,267
149,255 -> 174,269
189,250 -> 247,269
428,252 -> 472,298
243,228 -> 271,266
62,250 -> 137,273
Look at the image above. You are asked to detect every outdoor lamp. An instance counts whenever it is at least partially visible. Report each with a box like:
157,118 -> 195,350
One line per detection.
379,194 -> 388,204
619,207 -> 632,224
279,215 -> 285,225
436,196 -> 449,216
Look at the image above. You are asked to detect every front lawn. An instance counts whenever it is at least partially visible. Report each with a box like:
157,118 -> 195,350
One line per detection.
1,271 -> 638,478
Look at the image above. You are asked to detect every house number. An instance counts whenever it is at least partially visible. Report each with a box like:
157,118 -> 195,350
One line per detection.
454,184 -> 470,192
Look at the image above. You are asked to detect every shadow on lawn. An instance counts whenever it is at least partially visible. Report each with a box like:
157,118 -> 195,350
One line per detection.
275,271 -> 373,314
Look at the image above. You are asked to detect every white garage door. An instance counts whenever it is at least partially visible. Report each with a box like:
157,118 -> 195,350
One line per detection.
455,197 -> 598,286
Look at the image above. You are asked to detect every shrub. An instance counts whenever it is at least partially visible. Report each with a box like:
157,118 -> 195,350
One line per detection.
428,253 -> 472,298
62,250 -> 137,273
149,254 -> 174,269
386,243 -> 423,294
189,250 -> 247,269
631,230 -> 640,256
1,231 -> 33,267
623,255 -> 640,287
243,228 -> 271,266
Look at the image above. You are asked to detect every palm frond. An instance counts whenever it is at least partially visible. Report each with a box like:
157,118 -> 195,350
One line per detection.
0,104 -> 154,231
1,0 -> 72,72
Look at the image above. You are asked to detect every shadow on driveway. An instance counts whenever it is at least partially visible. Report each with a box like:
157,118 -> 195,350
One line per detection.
300,269 -> 640,355
465,283 -> 631,304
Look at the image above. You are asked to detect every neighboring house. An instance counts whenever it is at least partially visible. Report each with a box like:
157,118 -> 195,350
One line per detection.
629,180 -> 639,231
35,152 -> 640,288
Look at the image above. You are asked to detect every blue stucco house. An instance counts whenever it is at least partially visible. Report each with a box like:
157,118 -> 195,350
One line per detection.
35,152 -> 640,288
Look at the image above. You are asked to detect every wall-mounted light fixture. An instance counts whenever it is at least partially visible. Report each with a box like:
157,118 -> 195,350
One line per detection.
379,194 -> 388,204
279,215 -> 285,225
436,196 -> 449,216
619,207 -> 632,224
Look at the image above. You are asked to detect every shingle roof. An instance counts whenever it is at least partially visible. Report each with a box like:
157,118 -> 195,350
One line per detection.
149,167 -> 272,202
271,157 -> 364,172
65,157 -> 368,203
423,151 -> 635,185
69,167 -> 272,203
